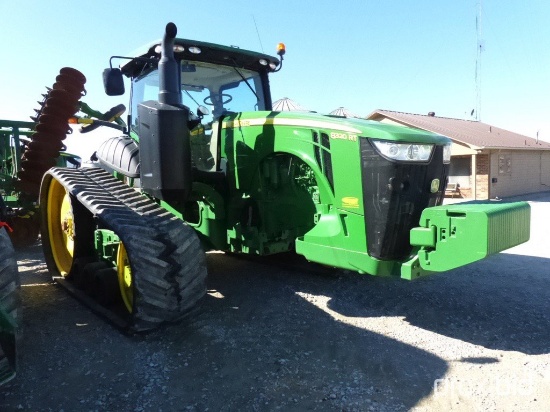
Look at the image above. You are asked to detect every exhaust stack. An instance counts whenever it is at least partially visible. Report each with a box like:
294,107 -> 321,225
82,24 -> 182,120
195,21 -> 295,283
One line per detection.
138,22 -> 192,202
158,22 -> 182,106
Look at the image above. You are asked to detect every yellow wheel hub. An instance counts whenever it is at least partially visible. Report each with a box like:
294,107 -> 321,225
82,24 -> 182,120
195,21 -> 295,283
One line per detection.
46,178 -> 74,276
117,242 -> 133,313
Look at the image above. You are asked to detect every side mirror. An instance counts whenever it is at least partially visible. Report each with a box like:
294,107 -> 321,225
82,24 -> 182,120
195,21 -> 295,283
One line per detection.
197,105 -> 210,118
103,68 -> 125,96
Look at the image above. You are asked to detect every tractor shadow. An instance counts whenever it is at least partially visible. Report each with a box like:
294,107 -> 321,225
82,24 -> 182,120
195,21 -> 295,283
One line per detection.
318,196 -> 550,356
318,252 -> 550,355
5,246 -> 448,412
163,252 -> 450,411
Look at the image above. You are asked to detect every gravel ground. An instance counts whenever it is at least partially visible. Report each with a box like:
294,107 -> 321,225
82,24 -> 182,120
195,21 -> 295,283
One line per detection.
1,192 -> 549,411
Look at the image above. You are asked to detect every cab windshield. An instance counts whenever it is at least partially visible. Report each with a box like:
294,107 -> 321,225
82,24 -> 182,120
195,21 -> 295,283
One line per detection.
130,60 -> 267,133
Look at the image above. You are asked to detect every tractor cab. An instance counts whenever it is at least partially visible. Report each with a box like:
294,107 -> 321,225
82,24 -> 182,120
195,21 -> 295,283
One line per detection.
129,59 -> 269,172
129,59 -> 269,127
105,38 -> 282,173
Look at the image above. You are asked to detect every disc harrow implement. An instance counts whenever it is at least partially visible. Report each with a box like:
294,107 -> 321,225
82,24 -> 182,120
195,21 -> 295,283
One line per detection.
17,68 -> 86,197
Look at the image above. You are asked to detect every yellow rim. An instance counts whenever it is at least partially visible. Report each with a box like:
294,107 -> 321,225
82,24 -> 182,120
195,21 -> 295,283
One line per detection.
117,242 -> 133,313
47,178 -> 74,276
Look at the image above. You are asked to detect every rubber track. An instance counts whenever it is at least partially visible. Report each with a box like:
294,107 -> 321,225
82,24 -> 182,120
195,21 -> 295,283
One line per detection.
0,227 -> 20,385
43,167 -> 207,332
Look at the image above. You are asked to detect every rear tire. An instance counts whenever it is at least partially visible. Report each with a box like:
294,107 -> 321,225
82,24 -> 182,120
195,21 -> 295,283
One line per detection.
0,227 -> 20,385
7,212 -> 40,249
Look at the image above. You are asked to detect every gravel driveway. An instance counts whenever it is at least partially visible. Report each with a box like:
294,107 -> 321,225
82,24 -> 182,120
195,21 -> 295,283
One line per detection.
1,192 -> 549,411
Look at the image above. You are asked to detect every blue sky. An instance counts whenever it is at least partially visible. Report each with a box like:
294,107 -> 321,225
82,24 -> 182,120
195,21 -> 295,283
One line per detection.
1,1 -> 550,158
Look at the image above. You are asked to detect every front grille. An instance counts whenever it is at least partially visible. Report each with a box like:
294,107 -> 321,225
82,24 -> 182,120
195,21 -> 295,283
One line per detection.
360,138 -> 448,260
312,131 -> 334,191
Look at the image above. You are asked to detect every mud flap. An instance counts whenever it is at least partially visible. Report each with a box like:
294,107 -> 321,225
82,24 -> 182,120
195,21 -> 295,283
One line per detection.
410,201 -> 530,272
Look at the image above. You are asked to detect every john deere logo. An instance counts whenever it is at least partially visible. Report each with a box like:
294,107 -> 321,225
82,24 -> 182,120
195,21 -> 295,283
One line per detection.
342,197 -> 359,209
430,179 -> 440,193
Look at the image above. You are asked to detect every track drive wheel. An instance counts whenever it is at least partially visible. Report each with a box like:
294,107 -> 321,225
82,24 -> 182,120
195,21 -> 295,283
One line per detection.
40,175 -> 74,277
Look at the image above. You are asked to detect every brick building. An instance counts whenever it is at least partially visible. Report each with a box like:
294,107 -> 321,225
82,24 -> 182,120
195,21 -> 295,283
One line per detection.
366,110 -> 550,200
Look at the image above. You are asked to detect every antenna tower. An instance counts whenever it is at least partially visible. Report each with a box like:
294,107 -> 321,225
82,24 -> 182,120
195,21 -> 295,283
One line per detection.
475,0 -> 483,121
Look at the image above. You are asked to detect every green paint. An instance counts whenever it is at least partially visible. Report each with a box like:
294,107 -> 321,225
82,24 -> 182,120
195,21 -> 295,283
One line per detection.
411,201 -> 531,271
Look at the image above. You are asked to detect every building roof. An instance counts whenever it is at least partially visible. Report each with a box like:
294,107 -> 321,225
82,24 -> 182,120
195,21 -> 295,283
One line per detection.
272,97 -> 309,112
367,110 -> 550,150
328,107 -> 360,118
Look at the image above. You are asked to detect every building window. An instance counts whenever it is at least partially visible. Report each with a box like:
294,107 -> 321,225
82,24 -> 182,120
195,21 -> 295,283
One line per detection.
498,154 -> 512,175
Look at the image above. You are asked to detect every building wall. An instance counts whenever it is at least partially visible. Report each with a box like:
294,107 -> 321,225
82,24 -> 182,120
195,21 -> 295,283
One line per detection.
489,150 -> 550,198
542,151 -> 550,188
476,154 -> 490,200
372,114 -> 550,199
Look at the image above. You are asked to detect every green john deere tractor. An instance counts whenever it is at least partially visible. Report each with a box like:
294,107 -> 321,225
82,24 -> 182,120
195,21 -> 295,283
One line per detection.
39,23 -> 530,332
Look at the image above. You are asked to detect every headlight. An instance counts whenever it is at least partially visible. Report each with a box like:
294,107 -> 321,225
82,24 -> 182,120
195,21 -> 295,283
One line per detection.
371,140 -> 434,162
443,143 -> 452,164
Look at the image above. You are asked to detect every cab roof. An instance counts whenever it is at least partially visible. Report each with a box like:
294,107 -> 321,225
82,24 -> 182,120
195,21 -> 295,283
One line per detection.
120,38 -> 280,78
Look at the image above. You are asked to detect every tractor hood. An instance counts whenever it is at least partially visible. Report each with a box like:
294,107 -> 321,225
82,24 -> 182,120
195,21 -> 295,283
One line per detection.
222,110 -> 450,145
